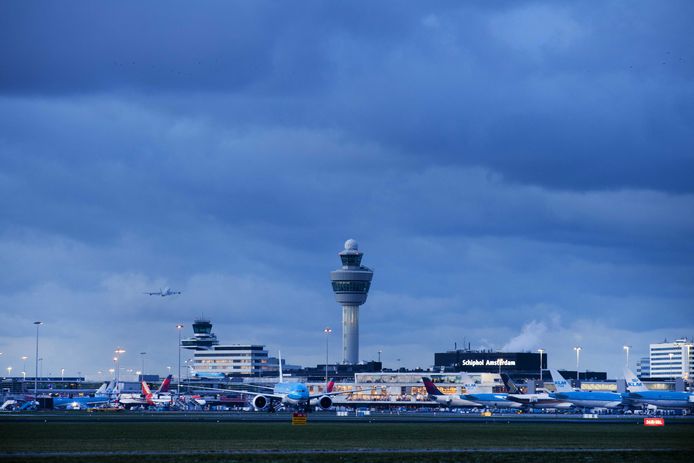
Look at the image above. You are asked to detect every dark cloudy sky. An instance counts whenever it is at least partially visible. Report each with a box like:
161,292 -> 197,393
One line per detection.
1,1 -> 693,381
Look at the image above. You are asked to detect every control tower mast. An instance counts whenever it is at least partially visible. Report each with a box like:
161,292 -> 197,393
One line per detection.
330,239 -> 374,364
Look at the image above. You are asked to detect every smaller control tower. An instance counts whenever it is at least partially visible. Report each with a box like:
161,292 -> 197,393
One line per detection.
330,239 -> 374,364
181,318 -> 219,351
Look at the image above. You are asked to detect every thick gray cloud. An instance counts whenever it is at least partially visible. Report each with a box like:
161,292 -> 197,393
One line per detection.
0,1 -> 692,379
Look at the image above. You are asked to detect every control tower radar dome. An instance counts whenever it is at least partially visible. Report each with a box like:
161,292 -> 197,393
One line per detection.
330,239 -> 373,364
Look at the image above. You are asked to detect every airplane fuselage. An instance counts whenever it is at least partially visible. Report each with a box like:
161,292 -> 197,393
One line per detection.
551,391 -> 623,409
274,382 -> 310,405
464,393 -> 522,409
624,391 -> 693,410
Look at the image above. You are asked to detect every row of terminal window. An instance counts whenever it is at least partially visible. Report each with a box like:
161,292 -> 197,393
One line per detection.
331,280 -> 371,293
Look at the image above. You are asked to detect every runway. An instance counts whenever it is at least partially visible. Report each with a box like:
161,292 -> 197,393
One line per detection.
2,410 -> 694,424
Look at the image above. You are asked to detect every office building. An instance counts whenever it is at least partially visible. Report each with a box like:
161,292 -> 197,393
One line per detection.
649,338 -> 693,379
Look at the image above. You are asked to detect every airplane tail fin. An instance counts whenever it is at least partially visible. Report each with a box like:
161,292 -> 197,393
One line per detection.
94,382 -> 109,395
142,381 -> 152,396
142,381 -> 155,405
327,378 -> 335,393
157,375 -> 173,393
549,369 -> 573,393
501,373 -> 521,394
623,368 -> 648,392
422,377 -> 444,396
461,374 -> 478,393
278,350 -> 283,383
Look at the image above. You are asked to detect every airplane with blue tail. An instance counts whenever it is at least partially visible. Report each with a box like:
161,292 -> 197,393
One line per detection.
549,369 -> 623,409
623,369 -> 693,411
195,352 -> 362,411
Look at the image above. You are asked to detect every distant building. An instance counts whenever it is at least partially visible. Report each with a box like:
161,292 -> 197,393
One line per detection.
181,318 -> 270,376
192,344 -> 270,376
649,338 -> 693,380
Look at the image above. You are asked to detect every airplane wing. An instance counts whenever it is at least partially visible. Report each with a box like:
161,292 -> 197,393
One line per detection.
186,385 -> 285,399
144,292 -> 161,296
307,386 -> 376,400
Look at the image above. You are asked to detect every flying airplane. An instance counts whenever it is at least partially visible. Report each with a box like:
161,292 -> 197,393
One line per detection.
501,374 -> 573,410
549,369 -> 623,410
421,377 -> 483,408
196,353 -> 361,411
144,287 -> 182,297
623,368 -> 693,411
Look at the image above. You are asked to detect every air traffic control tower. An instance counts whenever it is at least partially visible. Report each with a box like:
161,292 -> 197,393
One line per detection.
330,239 -> 374,364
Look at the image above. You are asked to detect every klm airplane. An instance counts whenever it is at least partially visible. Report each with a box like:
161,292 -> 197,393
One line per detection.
198,353 -> 357,411
457,374 -> 522,409
53,380 -> 115,410
549,369 -> 623,409
623,369 -> 694,411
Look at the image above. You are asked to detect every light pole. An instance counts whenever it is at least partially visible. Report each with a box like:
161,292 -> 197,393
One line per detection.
33,321 -> 42,397
176,324 -> 184,395
573,346 -> 582,386
140,352 -> 147,378
114,348 -> 125,386
7,366 -> 12,377
61,368 -> 65,381
669,352 -> 674,377
323,327 -> 332,385
537,349 -> 545,382
623,345 -> 631,369
21,356 -> 28,377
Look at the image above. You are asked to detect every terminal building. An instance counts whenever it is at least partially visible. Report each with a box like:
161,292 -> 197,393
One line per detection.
181,318 -> 271,376
647,338 -> 693,380
434,349 -> 546,380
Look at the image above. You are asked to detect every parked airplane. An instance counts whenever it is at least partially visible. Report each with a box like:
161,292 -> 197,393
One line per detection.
53,380 -> 116,410
501,374 -> 573,410
549,369 -> 623,409
422,377 -> 482,408
188,367 -> 226,379
144,287 -> 182,297
118,375 -> 173,409
142,379 -> 174,407
457,374 -> 523,409
623,368 -> 693,411
197,353 -> 360,411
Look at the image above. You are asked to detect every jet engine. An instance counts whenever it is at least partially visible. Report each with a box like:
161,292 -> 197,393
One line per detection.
252,395 -> 269,410
309,395 -> 333,410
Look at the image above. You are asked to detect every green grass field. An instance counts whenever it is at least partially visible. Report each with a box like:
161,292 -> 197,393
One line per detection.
1,421 -> 692,462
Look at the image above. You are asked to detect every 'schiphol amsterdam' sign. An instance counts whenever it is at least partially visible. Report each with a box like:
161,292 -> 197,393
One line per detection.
460,358 -> 517,367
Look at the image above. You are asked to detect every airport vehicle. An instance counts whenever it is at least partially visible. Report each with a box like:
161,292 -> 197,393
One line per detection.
549,369 -> 623,409
144,287 -> 182,297
422,377 -> 482,408
623,368 -> 694,411
501,374 -> 573,410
